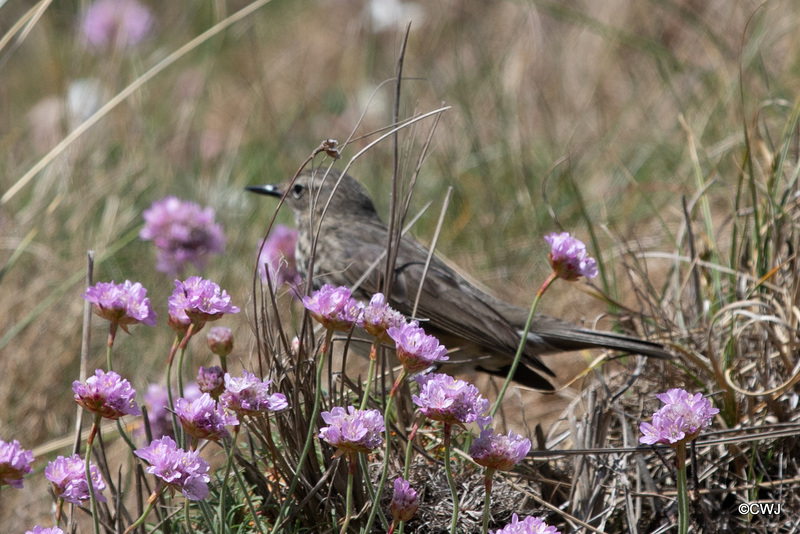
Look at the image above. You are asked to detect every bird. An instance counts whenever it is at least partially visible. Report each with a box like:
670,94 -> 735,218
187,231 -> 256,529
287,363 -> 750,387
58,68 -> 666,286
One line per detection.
246,168 -> 670,391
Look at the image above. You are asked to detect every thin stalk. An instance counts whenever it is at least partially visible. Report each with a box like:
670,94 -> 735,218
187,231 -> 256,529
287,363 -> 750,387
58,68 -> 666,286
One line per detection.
106,322 -> 117,371
363,370 -> 407,532
444,423 -> 458,534
219,428 -> 239,534
165,335 -> 182,441
676,442 -> 689,534
123,483 -> 165,534
270,329 -> 333,534
481,469 -> 495,534
491,272 -> 556,416
359,339 -> 380,410
85,414 -> 102,534
340,453 -> 357,534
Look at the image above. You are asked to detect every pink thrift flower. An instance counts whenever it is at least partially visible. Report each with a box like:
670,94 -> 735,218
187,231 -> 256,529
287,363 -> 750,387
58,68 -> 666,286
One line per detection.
387,321 -> 448,373
176,393 -> 237,441
168,276 -> 240,326
82,280 -> 157,332
413,373 -> 490,427
469,426 -> 531,471
319,406 -> 385,456
219,370 -> 288,417
73,369 -> 141,420
390,477 -> 419,523
81,0 -> 153,50
640,388 -> 718,446
140,197 -> 225,275
492,514 -> 561,534
359,293 -> 406,343
544,232 -> 598,281
302,284 -> 362,332
45,454 -> 106,505
0,439 -> 34,489
134,436 -> 210,501
258,224 -> 302,291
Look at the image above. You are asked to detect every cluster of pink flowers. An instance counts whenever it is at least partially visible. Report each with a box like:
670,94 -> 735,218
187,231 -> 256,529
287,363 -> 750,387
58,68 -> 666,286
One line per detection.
259,224 -> 302,291
219,370 -> 288,417
45,454 -> 106,505
82,280 -> 157,332
319,406 -> 385,455
140,197 -> 226,275
9,226 -> 605,531
640,388 -> 718,446
134,436 -> 210,501
73,369 -> 141,420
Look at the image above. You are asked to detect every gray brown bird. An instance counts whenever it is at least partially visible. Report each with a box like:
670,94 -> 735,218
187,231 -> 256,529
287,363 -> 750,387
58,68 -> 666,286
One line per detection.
247,168 -> 670,390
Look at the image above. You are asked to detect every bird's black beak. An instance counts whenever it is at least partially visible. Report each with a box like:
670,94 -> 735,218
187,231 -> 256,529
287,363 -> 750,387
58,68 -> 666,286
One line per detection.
245,184 -> 283,198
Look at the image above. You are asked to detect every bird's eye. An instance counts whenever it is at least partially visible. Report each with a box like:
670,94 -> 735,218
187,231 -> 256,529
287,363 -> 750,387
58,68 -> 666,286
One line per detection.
291,183 -> 304,199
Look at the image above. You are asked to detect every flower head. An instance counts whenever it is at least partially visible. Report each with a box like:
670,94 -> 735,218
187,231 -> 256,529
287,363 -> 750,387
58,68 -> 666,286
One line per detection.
45,454 -> 106,505
81,0 -> 153,51
197,366 -> 225,398
492,514 -> 561,534
73,369 -> 141,420
639,388 -> 718,446
143,383 -> 201,440
544,232 -> 597,281
258,225 -> 302,291
319,406 -> 385,456
0,439 -> 34,488
168,276 -> 240,327
82,280 -> 157,332
359,293 -> 406,343
140,197 -> 226,275
26,527 -> 64,534
413,373 -> 491,427
134,436 -> 210,501
469,426 -> 531,471
176,393 -> 238,441
219,370 -> 288,416
206,326 -> 233,357
390,477 -> 419,523
387,321 -> 448,373
302,285 -> 362,332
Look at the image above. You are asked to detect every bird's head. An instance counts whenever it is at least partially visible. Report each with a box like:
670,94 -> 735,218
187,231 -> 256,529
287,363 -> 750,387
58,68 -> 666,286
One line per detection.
246,168 -> 379,226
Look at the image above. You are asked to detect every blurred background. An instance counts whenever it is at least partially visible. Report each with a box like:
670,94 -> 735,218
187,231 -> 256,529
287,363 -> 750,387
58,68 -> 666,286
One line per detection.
1,0 -> 798,526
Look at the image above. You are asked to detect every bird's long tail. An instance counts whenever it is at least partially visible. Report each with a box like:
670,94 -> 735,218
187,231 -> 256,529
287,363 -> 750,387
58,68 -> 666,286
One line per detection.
525,328 -> 671,360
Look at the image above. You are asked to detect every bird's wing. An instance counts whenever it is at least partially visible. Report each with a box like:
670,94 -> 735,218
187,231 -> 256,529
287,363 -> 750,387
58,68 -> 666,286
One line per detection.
326,220 -> 554,376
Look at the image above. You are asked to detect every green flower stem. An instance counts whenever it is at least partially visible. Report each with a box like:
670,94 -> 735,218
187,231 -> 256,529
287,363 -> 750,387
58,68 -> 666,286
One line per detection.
359,339 -> 380,411
363,369 -> 407,533
123,483 -> 165,534
177,322 -> 199,401
165,335 -> 182,440
443,423 -> 458,534
230,455 -> 266,534
219,429 -> 238,534
491,272 -> 556,417
676,441 -> 689,534
481,469 -> 495,534
340,452 -> 357,534
270,329 -> 333,534
397,419 -> 421,534
184,498 -> 194,534
85,414 -> 102,534
106,321 -> 117,371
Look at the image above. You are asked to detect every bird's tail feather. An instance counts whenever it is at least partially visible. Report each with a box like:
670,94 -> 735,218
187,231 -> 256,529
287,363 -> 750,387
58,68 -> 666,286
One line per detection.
526,329 -> 671,360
